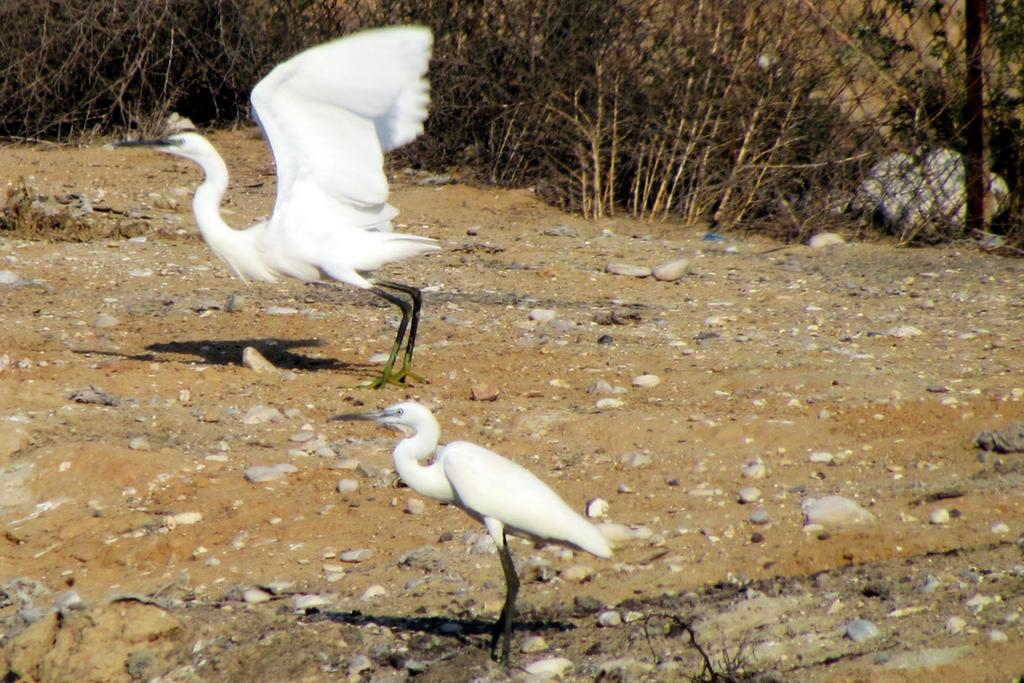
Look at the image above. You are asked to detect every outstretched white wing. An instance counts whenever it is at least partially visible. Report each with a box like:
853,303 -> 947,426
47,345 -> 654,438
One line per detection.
251,26 -> 432,230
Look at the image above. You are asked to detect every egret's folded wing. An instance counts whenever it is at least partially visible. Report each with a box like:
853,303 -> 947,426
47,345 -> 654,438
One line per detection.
251,26 -> 432,213
442,442 -> 612,558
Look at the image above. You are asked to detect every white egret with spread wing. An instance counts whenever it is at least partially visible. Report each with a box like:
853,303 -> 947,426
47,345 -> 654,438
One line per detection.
117,26 -> 438,387
333,401 -> 612,664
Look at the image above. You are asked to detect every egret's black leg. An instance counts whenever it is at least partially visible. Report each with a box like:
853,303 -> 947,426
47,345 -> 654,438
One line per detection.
489,532 -> 519,665
368,286 -> 411,388
375,280 -> 425,384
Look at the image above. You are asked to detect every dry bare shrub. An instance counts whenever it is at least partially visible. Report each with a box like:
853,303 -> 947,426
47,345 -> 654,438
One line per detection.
2,0 -> 1021,247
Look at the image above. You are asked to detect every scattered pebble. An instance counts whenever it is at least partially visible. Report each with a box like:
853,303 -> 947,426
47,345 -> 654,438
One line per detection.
520,635 -> 549,653
597,610 -> 622,627
945,616 -> 966,634
742,458 -> 766,479
128,436 -> 150,451
749,509 -> 771,525
529,308 -> 557,322
336,479 -> 359,494
340,548 -> 373,562
241,405 -> 284,425
930,508 -> 951,525
632,374 -> 661,388
561,565 -> 596,582
808,451 -> 834,464
293,594 -> 329,610
405,498 -> 426,515
652,258 -> 690,281
738,487 -> 762,504
606,262 -> 652,278
348,654 -> 373,676
243,588 -> 272,604
93,313 -> 120,329
803,496 -> 875,526
224,294 -> 246,312
242,346 -> 278,374
989,629 -> 1009,643
55,590 -> 84,614
523,657 -> 573,677
808,232 -> 846,248
845,619 -> 879,643
470,382 -> 500,401
266,306 -> 299,316
596,398 -> 624,410
991,522 -> 1010,534
164,511 -> 202,528
0,270 -> 20,285
361,585 -> 387,601
887,325 -> 923,338
966,594 -> 993,613
245,464 -> 297,483
586,498 -> 610,518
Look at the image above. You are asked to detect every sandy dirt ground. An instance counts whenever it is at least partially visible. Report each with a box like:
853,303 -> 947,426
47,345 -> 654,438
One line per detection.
1,130 -> 1023,682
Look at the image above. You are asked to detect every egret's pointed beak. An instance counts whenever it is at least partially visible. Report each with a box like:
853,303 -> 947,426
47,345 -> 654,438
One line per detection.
114,138 -> 176,148
330,409 -> 390,422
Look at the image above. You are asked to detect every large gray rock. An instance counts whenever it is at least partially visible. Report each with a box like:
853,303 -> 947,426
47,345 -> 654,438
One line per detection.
848,148 -> 1007,236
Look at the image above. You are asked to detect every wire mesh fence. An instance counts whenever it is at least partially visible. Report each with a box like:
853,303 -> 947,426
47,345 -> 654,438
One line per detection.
0,0 -> 1019,248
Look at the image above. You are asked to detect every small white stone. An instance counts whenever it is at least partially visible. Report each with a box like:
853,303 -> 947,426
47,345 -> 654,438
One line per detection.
606,262 -> 652,277
597,610 -> 622,627
529,308 -> 557,322
164,511 -> 202,528
596,398 -> 624,410
243,588 -> 273,604
0,270 -> 20,284
991,522 -> 1010,534
93,313 -> 120,329
336,479 -> 359,494
241,405 -> 284,425
808,232 -> 845,248
989,629 -> 1009,643
245,465 -> 287,482
266,306 -> 299,316
523,657 -> 573,677
945,616 -> 966,634
742,459 -> 766,479
966,594 -> 993,613
930,508 -> 951,525
803,496 -> 875,525
293,594 -> 329,610
586,498 -> 610,518
520,635 -> 549,653
340,548 -> 373,562
808,451 -> 834,464
128,436 -> 150,450
405,498 -> 426,514
887,325 -> 923,338
242,346 -> 278,374
738,487 -> 761,504
632,374 -> 661,388
652,258 -> 690,281
361,585 -> 387,601
561,565 -> 596,582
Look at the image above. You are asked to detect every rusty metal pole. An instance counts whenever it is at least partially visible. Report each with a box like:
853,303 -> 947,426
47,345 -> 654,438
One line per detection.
964,0 -> 988,235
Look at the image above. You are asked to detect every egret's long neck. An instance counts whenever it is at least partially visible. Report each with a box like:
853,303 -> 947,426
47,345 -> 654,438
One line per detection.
190,152 -> 232,241
392,421 -> 454,502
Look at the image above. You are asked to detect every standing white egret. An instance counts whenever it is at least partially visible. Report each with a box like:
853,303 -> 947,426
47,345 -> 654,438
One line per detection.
333,401 -> 612,664
116,26 -> 439,388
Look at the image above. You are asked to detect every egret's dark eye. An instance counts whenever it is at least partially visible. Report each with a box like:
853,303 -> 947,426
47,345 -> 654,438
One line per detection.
395,408 -> 404,416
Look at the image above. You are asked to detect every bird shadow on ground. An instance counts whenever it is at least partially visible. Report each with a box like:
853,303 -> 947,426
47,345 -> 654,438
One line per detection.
311,608 -> 575,648
142,338 -> 348,371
